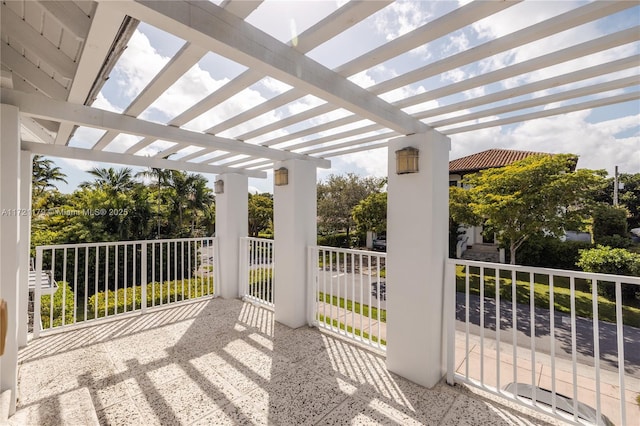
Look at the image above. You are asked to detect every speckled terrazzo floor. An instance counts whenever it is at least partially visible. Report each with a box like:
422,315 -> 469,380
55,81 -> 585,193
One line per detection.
11,298 -> 563,425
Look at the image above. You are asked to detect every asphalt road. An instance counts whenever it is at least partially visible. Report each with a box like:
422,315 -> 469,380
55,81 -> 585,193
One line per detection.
455,293 -> 640,377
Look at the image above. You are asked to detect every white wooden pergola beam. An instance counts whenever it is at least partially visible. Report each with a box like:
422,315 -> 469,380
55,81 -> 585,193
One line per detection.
115,0 -> 427,135
262,115 -> 368,148
208,0 -> 517,141
442,91 -> 640,135
139,0 -> 389,158
0,4 -> 76,79
372,1 -> 635,95
292,0 -> 392,53
415,56 -> 640,120
38,1 -> 92,41
430,76 -> 640,128
2,89 -> 331,168
0,46 -> 69,100
220,0 -> 262,19
237,103 -> 334,141
178,148 -> 220,163
402,29 -> 640,110
21,117 -> 55,145
92,42 -> 207,150
271,27 -> 639,153
55,2 -> 128,145
322,141 -> 388,158
283,123 -> 383,151
20,141 -> 266,178
300,131 -> 397,156
96,0 -> 261,152
335,0 -> 520,76
249,0 -> 631,147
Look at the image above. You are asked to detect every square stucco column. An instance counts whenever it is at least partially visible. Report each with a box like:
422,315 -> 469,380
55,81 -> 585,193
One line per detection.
273,159 -> 316,328
1,104 -> 21,414
215,173 -> 248,299
386,131 -> 450,388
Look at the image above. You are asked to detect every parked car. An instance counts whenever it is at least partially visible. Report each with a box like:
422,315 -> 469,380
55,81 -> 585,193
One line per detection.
371,281 -> 386,300
372,233 -> 386,251
503,383 -> 614,426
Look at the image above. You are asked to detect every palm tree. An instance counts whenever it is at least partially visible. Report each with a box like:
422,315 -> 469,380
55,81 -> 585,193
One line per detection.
80,167 -> 134,194
32,155 -> 67,197
136,167 -> 171,238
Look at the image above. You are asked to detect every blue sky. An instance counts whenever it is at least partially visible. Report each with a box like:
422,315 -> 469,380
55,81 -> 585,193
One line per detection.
54,0 -> 639,194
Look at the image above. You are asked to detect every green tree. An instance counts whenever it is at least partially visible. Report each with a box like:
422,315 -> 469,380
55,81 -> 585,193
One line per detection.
352,192 -> 387,234
594,172 -> 640,230
248,193 -> 273,237
32,155 -> 67,197
450,154 -> 604,265
317,173 -> 386,240
592,204 -> 631,248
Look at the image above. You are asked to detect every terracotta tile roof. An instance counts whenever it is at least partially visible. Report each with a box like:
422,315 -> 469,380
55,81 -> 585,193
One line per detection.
449,149 -> 549,174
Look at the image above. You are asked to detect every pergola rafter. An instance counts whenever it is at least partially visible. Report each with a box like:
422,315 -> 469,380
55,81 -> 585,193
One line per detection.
0,0 -> 636,179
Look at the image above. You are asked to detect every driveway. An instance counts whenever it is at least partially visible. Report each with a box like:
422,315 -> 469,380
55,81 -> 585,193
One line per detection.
455,292 -> 640,377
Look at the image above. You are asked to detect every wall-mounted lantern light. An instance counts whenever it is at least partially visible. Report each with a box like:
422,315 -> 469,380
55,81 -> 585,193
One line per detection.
214,179 -> 224,194
395,147 -> 419,174
274,167 -> 289,186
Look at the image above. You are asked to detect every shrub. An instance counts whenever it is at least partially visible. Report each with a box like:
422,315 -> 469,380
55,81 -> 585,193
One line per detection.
40,281 -> 75,329
593,205 -> 631,247
87,277 -> 213,319
507,234 -> 591,270
317,232 -> 350,248
577,245 -> 640,301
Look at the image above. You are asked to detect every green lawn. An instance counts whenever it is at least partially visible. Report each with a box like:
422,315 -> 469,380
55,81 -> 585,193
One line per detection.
316,314 -> 386,346
317,292 -> 386,322
456,266 -> 640,328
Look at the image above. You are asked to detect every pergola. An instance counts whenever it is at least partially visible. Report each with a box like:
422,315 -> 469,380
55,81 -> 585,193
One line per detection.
1,0 -> 638,416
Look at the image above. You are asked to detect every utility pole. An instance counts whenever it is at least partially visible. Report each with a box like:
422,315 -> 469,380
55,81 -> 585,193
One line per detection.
613,165 -> 619,206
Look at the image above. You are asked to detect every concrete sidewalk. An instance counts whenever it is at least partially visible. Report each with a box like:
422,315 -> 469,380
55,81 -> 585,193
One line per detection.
317,302 -> 640,426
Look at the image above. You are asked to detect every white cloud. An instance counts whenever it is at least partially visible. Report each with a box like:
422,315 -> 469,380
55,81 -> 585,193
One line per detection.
374,1 -> 433,41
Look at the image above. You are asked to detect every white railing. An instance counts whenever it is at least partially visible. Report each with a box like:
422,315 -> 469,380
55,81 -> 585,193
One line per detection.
445,259 -> 639,426
34,237 -> 218,337
239,237 -> 274,307
308,245 -> 387,350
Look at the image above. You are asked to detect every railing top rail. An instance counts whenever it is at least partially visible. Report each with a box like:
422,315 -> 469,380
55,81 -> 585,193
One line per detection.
447,258 -> 640,285
312,245 -> 387,257
241,236 -> 274,243
35,236 -> 217,251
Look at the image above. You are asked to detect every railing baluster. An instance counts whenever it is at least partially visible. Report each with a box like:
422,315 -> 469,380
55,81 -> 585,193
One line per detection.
511,269 -> 517,397
592,278 -> 602,422
124,245 -> 128,313
141,243 -> 147,313
496,267 -> 501,391
480,266 -> 485,386
465,265 -> 470,379
62,247 -> 67,326
615,280 -> 627,426
550,274 -> 556,414
84,246 -> 88,324
94,246 -> 99,319
34,248 -> 43,338
530,272 -> 536,407
570,276 -> 578,423
73,248 -> 78,325
104,245 -> 109,318
114,245 -> 118,315
50,248 -> 55,329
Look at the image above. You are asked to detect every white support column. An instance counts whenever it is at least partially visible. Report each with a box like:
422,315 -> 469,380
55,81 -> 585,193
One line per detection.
18,151 -> 32,347
0,104 -> 21,414
273,159 -> 317,328
386,131 -> 451,388
215,173 -> 248,299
